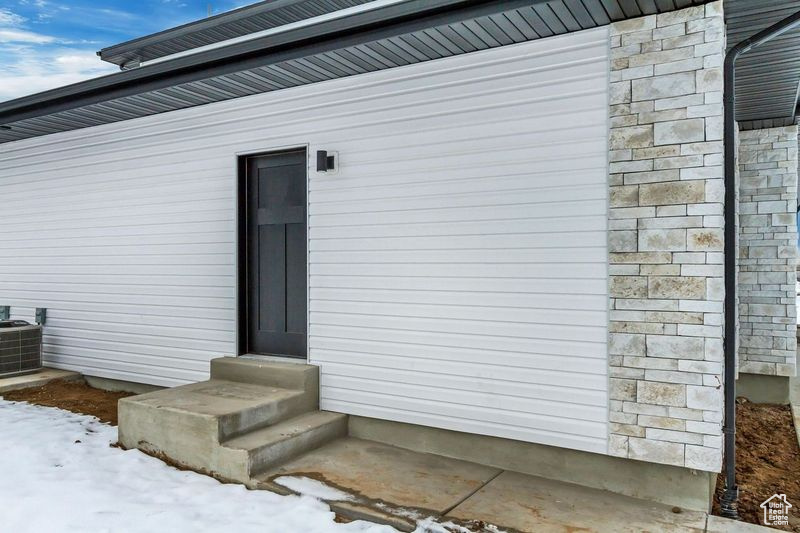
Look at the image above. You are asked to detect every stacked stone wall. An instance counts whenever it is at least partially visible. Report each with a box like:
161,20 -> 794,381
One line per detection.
738,126 -> 798,377
607,1 -> 725,471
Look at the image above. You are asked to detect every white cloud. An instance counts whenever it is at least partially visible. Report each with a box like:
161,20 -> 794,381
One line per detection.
0,47 -> 117,101
18,0 -> 50,8
0,6 -> 54,43
55,52 -> 106,70
0,28 -> 55,43
0,3 -> 118,102
0,8 -> 26,26
0,72 -> 105,99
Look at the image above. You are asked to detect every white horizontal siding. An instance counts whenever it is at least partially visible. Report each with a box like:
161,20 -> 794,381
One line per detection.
308,27 -> 610,454
0,27 -> 609,452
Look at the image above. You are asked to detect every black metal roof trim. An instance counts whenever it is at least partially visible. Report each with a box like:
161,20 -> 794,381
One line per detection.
738,115 -> 799,131
0,0 -> 712,144
0,0 -> 554,126
99,0 -> 376,68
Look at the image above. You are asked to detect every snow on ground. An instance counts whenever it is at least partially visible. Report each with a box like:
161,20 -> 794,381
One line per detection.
274,476 -> 356,502
0,399 -> 405,533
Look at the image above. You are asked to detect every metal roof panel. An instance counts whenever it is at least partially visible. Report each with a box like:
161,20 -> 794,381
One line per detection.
726,0 -> 800,128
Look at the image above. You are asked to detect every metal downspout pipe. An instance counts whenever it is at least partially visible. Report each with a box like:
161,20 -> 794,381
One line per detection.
720,8 -> 800,520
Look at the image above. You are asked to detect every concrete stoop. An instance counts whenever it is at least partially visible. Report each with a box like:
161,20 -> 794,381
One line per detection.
118,357 -> 347,483
118,357 -> 771,532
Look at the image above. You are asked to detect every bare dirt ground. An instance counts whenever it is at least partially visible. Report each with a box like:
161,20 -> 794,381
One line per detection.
1,379 -> 132,425
713,399 -> 800,531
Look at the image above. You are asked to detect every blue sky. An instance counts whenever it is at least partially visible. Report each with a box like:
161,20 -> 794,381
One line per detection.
0,0 -> 259,102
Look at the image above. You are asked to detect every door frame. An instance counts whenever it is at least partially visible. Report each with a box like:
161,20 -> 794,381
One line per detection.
235,144 -> 310,359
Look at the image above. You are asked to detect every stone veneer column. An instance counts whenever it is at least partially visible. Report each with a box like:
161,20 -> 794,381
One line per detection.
738,126 -> 798,377
607,1 -> 725,471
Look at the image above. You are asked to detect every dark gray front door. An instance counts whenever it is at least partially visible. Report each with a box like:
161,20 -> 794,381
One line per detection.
245,150 -> 307,357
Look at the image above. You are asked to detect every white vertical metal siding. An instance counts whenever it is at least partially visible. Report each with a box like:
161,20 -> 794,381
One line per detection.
0,28 -> 609,451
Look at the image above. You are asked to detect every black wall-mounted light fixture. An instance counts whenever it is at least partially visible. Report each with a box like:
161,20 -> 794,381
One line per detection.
316,150 -> 336,172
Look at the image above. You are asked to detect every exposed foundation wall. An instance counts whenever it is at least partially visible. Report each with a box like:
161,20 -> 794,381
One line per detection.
349,415 -> 716,512
737,126 -> 799,378
736,372 -> 791,405
84,375 -> 163,395
607,1 -> 725,472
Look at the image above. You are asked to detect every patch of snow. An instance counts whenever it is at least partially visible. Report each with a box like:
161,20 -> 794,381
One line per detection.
0,400 -> 399,533
274,476 -> 355,502
375,502 -> 424,521
415,518 -> 474,533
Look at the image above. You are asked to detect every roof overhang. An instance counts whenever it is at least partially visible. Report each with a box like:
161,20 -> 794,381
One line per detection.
99,0 -> 377,68
1,0 -> 494,126
726,0 -> 800,130
10,0 -> 798,145
5,0 -> 577,143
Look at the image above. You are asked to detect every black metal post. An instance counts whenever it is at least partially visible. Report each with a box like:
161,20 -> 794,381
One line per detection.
721,8 -> 800,520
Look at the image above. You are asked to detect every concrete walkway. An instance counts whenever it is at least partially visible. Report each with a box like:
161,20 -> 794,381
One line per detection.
259,437 -> 770,532
0,368 -> 81,394
1,364 -> 774,531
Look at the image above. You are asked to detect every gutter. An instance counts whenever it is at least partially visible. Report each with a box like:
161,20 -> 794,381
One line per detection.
137,0 -> 409,68
97,0 -> 342,65
720,8 -> 800,520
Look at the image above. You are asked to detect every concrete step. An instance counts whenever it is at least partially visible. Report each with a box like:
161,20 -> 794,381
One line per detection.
121,379 -> 314,441
118,358 -> 344,486
211,357 -> 318,398
118,378 -> 319,478
222,411 -> 347,478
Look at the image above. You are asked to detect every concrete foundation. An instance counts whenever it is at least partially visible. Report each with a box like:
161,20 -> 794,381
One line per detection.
706,516 -> 774,532
85,375 -> 163,395
793,352 -> 800,446
349,415 -> 716,512
262,439 -> 739,533
118,357 -> 719,520
0,367 -> 81,393
447,470 -> 709,533
736,373 -> 791,404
